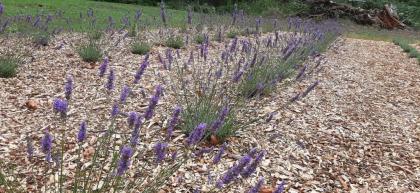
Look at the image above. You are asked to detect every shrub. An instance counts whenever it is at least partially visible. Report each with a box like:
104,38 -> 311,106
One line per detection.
182,96 -> 236,141
87,30 -> 102,40
77,42 -> 102,62
194,34 -> 206,44
165,36 -> 184,49
227,30 -> 239,38
127,23 -> 138,37
131,41 -> 151,55
32,31 -> 50,46
0,56 -> 19,78
238,19 -> 340,98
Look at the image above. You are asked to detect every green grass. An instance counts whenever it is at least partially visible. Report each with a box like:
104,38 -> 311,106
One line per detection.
393,38 -> 420,63
341,19 -> 420,43
1,0 -> 187,32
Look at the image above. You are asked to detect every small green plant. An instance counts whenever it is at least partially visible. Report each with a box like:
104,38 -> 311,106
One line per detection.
131,41 -> 151,55
0,56 -> 19,78
77,42 -> 102,62
194,34 -> 206,44
165,36 -> 184,49
182,96 -> 236,141
238,57 -> 294,98
32,31 -> 50,46
227,30 -> 239,38
88,30 -> 102,40
127,23 -> 138,37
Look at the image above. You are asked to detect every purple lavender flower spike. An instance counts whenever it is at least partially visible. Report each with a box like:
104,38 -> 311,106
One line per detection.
215,68 -> 222,79
26,136 -> 34,160
111,102 -> 119,118
248,147 -> 258,158
166,106 -> 181,140
210,119 -> 223,134
33,16 -> 40,27
248,177 -> 264,193
232,70 -> 243,83
213,142 -> 226,165
130,117 -> 142,147
87,8 -> 94,17
301,80 -> 319,98
0,3 -> 4,16
77,121 -> 87,143
217,154 -> 252,188
241,150 -> 265,178
166,49 -> 173,69
171,151 -> 177,161
210,106 -> 229,133
135,9 -> 142,21
53,98 -> 68,118
230,38 -> 238,53
127,112 -> 138,128
158,53 -> 167,70
266,112 -> 275,123
155,85 -> 163,97
187,123 -> 207,146
154,142 -> 167,163
116,146 -> 133,176
106,68 -> 115,91
41,130 -> 53,162
160,0 -> 167,26
194,147 -> 213,157
274,181 -> 285,193
99,57 -> 109,77
144,85 -> 163,120
45,14 -> 52,24
134,57 -> 149,84
187,6 -> 192,25
120,85 -> 131,104
290,93 -> 300,102
64,75 -> 73,100
295,64 -> 307,81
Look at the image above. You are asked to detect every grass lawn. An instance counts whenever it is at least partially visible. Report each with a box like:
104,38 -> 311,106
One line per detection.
1,0 -> 187,31
340,19 -> 420,43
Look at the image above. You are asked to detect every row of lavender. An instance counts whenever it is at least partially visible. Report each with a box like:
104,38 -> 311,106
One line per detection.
0,2 -> 341,193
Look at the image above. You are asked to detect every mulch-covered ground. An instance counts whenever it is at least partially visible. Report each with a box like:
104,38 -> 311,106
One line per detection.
0,33 -> 419,193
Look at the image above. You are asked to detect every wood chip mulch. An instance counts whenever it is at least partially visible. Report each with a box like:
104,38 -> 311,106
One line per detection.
0,35 -> 419,192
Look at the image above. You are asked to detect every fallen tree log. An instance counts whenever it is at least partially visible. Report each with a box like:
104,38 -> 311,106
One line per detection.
303,0 -> 406,29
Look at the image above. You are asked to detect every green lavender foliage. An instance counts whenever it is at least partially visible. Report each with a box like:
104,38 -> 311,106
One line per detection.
165,36 -> 184,49
131,41 -> 151,55
77,42 -> 102,62
0,56 -> 19,78
182,95 -> 236,140
227,30 -> 239,39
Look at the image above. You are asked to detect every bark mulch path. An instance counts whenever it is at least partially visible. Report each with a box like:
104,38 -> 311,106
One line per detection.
241,37 -> 419,193
0,36 -> 419,192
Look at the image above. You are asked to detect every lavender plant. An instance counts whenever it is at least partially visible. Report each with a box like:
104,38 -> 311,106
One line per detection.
77,41 -> 102,62
131,41 -> 151,55
165,35 -> 184,49
0,55 -> 19,78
